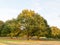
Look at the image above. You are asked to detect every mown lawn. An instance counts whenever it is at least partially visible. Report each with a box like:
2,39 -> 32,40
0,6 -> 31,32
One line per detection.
0,37 -> 60,45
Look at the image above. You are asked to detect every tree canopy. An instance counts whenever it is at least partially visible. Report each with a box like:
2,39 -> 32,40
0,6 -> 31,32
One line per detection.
0,9 -> 59,40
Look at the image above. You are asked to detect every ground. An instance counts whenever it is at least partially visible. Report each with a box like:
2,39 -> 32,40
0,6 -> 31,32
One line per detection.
0,40 -> 60,45
0,37 -> 60,45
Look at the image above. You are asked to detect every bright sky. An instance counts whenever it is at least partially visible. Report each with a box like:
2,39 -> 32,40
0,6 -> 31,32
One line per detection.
0,0 -> 60,28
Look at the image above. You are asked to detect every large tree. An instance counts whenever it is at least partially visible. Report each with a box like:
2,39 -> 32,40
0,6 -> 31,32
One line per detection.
17,9 -> 51,40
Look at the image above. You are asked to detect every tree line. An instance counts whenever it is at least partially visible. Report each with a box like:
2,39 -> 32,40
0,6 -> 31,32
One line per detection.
0,9 -> 60,40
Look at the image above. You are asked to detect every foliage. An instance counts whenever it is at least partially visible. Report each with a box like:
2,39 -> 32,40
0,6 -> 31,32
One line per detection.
17,9 -> 51,39
0,9 -> 59,39
51,26 -> 60,39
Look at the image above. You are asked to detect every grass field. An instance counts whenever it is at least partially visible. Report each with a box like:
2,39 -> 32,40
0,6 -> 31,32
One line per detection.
0,37 -> 60,45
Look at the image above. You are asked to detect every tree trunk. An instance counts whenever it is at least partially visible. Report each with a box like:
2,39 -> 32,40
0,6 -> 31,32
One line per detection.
37,36 -> 40,40
27,32 -> 30,40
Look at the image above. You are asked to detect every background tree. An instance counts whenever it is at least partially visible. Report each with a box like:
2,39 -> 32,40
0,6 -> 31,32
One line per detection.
51,26 -> 60,39
0,21 -> 4,36
1,19 -> 21,38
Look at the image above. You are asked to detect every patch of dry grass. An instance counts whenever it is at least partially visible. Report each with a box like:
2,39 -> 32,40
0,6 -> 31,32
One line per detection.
0,40 -> 60,45
0,43 -> 7,45
0,38 -> 60,45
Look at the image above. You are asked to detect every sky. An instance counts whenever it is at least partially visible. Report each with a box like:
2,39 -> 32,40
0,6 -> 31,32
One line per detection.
0,0 -> 60,28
